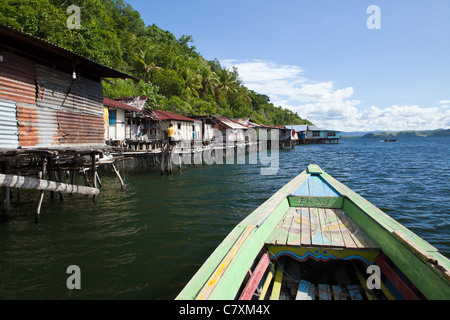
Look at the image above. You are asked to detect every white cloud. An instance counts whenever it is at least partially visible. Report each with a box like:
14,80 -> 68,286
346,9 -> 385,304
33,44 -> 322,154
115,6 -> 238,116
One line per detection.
220,59 -> 450,132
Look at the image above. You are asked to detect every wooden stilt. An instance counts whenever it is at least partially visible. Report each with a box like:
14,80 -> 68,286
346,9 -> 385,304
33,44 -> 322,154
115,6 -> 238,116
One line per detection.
111,163 -> 124,190
95,171 -> 102,188
48,157 -> 56,200
1,161 -> 10,218
57,162 -> 64,202
167,153 -> 173,175
160,154 -> 165,175
83,169 -> 90,187
91,152 -> 97,203
36,158 -> 46,223
36,190 -> 44,224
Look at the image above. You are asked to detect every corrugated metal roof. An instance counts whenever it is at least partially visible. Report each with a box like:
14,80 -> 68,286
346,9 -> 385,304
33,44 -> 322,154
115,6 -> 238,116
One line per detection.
232,118 -> 266,128
308,125 -> 324,131
212,116 -> 248,130
285,125 -> 308,131
259,124 -> 285,129
104,97 -> 141,112
114,96 -> 148,111
152,109 -> 197,122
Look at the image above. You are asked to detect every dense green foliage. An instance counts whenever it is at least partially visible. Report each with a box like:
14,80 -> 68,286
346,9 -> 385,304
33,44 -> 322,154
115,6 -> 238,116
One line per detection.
0,0 -> 311,125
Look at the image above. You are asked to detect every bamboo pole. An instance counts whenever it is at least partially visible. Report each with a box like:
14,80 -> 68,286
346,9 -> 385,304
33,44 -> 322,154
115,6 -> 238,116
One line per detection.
0,173 -> 100,195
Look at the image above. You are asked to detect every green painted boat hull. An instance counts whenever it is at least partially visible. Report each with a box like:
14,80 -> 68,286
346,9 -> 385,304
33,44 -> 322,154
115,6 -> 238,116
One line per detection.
177,164 -> 450,300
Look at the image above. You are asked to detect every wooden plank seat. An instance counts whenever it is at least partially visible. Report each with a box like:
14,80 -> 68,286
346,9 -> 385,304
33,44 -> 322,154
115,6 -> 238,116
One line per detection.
266,207 -> 380,250
295,280 -> 365,300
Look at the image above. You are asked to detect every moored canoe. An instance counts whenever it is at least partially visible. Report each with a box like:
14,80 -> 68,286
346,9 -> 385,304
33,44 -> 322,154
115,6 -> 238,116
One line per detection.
177,164 -> 450,300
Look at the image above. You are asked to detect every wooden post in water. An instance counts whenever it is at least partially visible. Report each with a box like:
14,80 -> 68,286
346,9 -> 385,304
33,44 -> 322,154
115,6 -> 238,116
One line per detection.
48,157 -> 56,200
83,168 -> 90,187
110,162 -> 124,190
1,161 -> 10,218
167,152 -> 173,175
71,169 -> 76,186
57,160 -> 64,201
36,158 -> 46,223
91,152 -> 97,203
160,153 -> 165,175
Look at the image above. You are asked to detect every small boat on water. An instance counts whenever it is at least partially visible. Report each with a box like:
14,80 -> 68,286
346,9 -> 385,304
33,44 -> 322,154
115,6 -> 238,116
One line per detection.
384,139 -> 397,142
177,165 -> 450,300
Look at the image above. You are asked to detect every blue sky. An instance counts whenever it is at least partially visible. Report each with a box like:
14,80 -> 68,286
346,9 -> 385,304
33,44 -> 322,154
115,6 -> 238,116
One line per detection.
126,0 -> 450,131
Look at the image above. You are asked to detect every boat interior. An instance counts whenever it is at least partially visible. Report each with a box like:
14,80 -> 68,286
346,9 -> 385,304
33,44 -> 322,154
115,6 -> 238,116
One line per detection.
234,173 -> 427,300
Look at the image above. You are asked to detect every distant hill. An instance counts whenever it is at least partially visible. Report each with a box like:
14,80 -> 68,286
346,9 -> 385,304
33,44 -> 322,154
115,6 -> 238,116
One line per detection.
361,129 -> 450,138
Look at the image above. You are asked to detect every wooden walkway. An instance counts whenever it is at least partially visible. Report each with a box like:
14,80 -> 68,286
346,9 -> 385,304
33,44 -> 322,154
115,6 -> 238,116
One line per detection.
266,207 -> 379,249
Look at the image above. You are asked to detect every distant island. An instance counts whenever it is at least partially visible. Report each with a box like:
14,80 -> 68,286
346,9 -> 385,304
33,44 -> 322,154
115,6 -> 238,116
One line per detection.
341,129 -> 450,138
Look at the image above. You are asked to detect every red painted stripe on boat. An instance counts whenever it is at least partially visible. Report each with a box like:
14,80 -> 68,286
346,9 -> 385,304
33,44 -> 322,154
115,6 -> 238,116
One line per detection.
376,255 -> 420,300
239,252 -> 271,300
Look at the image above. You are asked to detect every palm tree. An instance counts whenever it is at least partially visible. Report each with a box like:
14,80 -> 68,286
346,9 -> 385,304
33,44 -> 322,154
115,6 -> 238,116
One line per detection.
134,46 -> 162,81
216,68 -> 238,101
199,66 -> 219,98
181,68 -> 202,98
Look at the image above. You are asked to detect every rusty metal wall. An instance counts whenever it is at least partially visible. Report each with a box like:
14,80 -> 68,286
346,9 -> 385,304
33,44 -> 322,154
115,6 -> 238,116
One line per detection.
36,64 -> 103,116
0,52 -> 36,105
65,76 -> 104,116
58,110 -> 104,146
35,64 -> 73,111
0,60 -> 105,149
33,64 -> 105,148
16,103 -> 58,148
0,100 -> 19,149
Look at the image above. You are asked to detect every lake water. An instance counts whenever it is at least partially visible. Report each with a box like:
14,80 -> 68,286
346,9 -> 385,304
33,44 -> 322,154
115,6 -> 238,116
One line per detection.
0,137 -> 449,299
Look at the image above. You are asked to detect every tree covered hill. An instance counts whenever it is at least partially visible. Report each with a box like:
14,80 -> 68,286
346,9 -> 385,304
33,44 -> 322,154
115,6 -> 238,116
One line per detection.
361,129 -> 450,138
0,0 -> 312,126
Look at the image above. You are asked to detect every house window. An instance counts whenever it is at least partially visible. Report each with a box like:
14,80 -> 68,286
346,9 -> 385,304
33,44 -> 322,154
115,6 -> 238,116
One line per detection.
328,131 -> 336,137
178,122 -> 181,130
109,110 -> 116,125
313,131 -> 320,137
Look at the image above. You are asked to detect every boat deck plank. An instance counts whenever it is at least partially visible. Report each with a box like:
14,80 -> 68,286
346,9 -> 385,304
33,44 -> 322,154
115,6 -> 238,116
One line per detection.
310,207 -> 325,246
267,207 -> 379,250
324,208 -> 346,247
287,208 -> 301,246
298,208 -> 311,246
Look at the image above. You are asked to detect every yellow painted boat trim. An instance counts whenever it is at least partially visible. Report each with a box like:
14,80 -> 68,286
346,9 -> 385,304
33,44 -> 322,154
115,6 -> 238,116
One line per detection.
196,224 -> 255,300
270,262 -> 284,300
